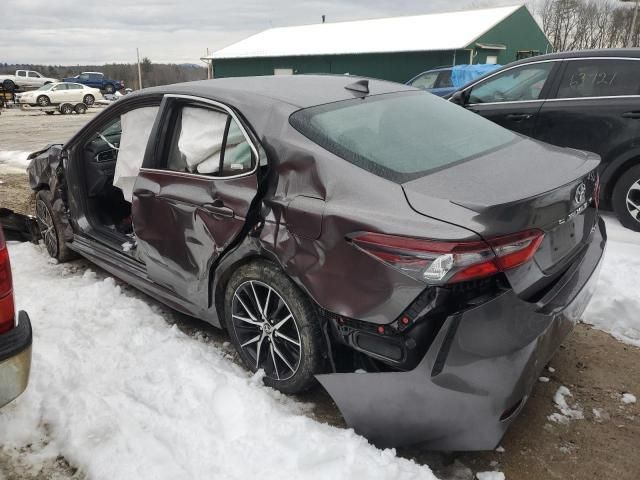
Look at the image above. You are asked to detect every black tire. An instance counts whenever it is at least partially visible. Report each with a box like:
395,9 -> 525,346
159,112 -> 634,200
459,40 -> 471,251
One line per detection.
2,79 -> 15,92
224,260 -> 324,394
612,164 -> 640,232
83,94 -> 95,106
74,103 -> 87,114
59,103 -> 73,115
45,111 -> 55,115
105,84 -> 115,94
35,190 -> 76,262
37,95 -> 50,107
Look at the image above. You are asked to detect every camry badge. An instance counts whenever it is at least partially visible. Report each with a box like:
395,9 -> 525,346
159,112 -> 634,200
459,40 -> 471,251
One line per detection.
574,182 -> 586,205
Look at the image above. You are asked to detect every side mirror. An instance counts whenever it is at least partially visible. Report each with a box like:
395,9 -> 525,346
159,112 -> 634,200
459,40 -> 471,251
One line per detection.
449,90 -> 468,106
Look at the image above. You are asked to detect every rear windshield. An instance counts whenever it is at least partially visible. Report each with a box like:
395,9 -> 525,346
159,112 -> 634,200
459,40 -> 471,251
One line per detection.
290,91 -> 518,183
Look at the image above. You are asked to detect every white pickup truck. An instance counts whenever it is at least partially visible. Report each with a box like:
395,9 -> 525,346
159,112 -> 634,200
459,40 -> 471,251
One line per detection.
0,70 -> 59,91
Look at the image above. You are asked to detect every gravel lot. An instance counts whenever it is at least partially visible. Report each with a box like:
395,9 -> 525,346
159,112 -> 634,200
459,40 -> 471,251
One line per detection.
1,108 -> 639,480
0,107 -> 102,152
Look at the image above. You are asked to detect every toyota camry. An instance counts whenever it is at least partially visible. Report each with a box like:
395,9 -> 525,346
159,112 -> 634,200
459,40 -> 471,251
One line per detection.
26,75 -> 606,450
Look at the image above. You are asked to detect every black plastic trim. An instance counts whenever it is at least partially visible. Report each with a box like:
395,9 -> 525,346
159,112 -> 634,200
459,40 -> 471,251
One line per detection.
0,311 -> 33,363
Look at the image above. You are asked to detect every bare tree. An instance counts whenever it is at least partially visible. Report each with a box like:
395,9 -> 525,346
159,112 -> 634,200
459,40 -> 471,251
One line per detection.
539,0 -> 638,50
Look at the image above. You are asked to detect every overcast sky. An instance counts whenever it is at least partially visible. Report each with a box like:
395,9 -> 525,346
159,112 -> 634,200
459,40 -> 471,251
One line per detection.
3,0 -> 525,65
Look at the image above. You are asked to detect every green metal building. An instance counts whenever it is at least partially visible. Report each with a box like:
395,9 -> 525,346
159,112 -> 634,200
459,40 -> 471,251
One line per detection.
203,5 -> 551,83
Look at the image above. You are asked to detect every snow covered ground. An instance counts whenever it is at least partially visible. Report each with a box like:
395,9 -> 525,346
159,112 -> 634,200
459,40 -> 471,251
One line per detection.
0,150 -> 31,173
0,243 -> 437,480
583,215 -> 640,347
0,215 -> 637,480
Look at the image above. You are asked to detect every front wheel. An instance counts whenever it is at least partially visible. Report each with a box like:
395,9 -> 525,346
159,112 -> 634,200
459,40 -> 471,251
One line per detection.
35,190 -> 77,262
224,261 -> 324,394
613,164 -> 640,231
74,103 -> 87,114
37,95 -> 50,107
105,84 -> 115,94
83,94 -> 95,106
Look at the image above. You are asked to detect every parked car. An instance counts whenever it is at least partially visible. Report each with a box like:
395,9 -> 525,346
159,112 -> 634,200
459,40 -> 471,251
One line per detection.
448,48 -> 640,231
17,82 -> 102,107
26,75 -> 605,450
0,228 -> 32,409
0,70 -> 58,92
63,72 -> 124,94
407,64 -> 501,97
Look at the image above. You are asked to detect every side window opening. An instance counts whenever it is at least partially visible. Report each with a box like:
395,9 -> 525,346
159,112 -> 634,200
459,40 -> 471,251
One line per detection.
556,59 -> 640,99
468,62 -> 554,104
166,105 -> 255,177
81,105 -> 159,238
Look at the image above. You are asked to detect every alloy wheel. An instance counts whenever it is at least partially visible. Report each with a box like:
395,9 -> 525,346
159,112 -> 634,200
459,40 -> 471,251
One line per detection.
36,198 -> 58,257
231,280 -> 302,381
626,179 -> 640,224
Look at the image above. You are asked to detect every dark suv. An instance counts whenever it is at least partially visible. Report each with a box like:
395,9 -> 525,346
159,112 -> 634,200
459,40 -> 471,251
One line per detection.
449,48 -> 640,231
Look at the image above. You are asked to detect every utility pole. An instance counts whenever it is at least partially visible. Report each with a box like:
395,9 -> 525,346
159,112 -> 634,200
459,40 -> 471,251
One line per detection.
136,48 -> 143,90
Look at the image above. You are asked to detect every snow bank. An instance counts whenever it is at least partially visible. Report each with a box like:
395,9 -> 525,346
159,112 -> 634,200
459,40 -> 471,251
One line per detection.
0,150 -> 31,172
583,216 -> 640,348
0,243 -> 437,480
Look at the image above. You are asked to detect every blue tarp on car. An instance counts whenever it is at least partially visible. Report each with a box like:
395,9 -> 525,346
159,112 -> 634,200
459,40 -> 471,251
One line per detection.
450,64 -> 501,88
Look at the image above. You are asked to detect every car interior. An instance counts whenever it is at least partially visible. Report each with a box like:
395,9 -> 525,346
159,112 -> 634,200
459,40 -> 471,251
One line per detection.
82,117 -> 133,239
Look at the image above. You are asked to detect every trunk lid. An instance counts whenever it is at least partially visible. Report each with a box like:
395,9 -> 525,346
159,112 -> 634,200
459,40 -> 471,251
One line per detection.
402,138 -> 600,297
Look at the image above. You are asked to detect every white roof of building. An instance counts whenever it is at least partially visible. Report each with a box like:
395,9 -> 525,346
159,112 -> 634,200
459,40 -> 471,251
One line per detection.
208,5 -> 524,60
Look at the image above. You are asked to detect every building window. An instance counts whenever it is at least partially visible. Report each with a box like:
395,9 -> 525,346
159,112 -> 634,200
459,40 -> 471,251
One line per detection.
274,68 -> 294,75
486,55 -> 498,64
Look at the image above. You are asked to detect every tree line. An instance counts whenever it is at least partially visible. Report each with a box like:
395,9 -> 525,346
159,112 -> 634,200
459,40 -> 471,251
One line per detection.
535,0 -> 640,51
0,59 -> 207,89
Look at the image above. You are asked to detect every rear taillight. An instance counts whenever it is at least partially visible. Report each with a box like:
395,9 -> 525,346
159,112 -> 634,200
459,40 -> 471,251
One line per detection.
0,234 -> 15,334
593,173 -> 601,209
349,230 -> 544,285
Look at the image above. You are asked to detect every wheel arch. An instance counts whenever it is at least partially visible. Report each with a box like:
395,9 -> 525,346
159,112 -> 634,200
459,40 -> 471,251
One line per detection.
601,150 -> 640,206
209,247 -> 280,330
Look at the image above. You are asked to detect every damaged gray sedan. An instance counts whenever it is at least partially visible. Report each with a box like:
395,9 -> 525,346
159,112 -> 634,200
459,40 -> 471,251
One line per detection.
26,75 -> 606,450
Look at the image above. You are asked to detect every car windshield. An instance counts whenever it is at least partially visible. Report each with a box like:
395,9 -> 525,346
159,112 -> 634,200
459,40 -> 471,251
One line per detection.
37,84 -> 54,91
409,72 -> 439,89
290,91 -> 518,183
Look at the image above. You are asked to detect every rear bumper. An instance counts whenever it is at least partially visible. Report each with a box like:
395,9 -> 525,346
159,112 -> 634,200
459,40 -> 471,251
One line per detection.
317,217 -> 606,450
0,311 -> 33,408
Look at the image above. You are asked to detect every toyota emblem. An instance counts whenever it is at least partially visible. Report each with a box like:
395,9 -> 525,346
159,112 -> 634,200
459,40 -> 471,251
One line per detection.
574,182 -> 586,205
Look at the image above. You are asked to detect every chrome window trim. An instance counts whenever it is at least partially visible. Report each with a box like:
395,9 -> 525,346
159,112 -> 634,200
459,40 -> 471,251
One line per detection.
467,99 -> 544,107
461,56 -> 640,106
452,58 -> 562,99
147,93 -> 260,181
545,94 -> 640,102
139,166 -> 256,181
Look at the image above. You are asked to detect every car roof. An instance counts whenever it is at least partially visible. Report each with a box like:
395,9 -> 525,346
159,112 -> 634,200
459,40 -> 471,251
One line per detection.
146,74 -> 417,109
507,48 -> 640,67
